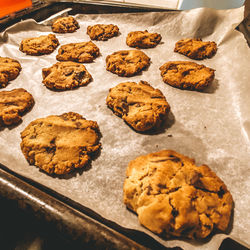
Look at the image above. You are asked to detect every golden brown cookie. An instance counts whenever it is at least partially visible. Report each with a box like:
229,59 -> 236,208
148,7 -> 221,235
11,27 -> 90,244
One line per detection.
20,112 -> 101,175
87,24 -> 119,41
0,88 -> 34,126
19,34 -> 59,56
56,41 -> 100,63
159,61 -> 215,90
0,57 -> 21,88
106,81 -> 170,131
123,150 -> 233,239
52,16 -> 79,33
42,61 -> 92,90
106,50 -> 150,77
174,38 -> 217,60
126,30 -> 162,49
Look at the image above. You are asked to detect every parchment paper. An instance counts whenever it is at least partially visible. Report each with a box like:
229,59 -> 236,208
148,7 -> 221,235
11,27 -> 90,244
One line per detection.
0,7 -> 249,250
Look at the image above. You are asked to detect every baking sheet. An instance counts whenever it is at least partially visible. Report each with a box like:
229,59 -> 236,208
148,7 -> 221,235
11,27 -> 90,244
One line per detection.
0,6 -> 250,250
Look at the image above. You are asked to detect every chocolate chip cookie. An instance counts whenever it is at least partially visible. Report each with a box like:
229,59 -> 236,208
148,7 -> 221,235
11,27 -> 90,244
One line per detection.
0,88 -> 34,127
0,57 -> 21,88
123,150 -> 233,239
42,61 -> 92,90
159,61 -> 215,90
52,16 -> 79,33
87,24 -> 119,41
126,30 -> 162,49
19,34 -> 59,56
56,41 -> 100,63
174,38 -> 217,60
106,50 -> 150,77
106,81 -> 170,131
20,112 -> 101,175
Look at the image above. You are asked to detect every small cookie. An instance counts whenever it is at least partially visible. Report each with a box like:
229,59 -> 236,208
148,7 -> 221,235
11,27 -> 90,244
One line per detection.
106,81 -> 170,131
159,61 -> 215,90
123,150 -> 233,239
0,57 -> 21,88
42,61 -> 92,90
126,30 -> 162,49
20,112 -> 101,175
56,41 -> 100,63
106,50 -> 150,77
0,88 -> 34,126
174,38 -> 217,60
52,16 -> 79,33
87,24 -> 119,41
19,34 -> 59,56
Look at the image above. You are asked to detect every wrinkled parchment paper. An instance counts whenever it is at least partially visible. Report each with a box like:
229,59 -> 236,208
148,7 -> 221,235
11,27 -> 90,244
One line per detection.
0,6 -> 249,249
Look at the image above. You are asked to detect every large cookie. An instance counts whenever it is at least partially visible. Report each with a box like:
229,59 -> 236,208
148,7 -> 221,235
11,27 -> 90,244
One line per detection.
20,112 -> 101,175
106,50 -> 150,77
123,150 -> 233,239
126,30 -> 162,49
19,34 -> 59,56
56,41 -> 100,63
174,38 -> 217,60
87,24 -> 119,41
0,57 -> 21,88
42,61 -> 92,90
52,16 -> 79,33
159,61 -> 215,90
0,88 -> 34,126
106,81 -> 170,131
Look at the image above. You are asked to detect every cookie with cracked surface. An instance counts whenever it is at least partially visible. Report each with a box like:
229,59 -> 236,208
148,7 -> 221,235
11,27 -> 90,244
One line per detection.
106,50 -> 150,77
19,34 -> 59,56
0,57 -> 21,88
42,61 -> 92,90
126,30 -> 162,49
123,150 -> 233,239
159,61 -> 215,90
174,38 -> 217,60
0,88 -> 34,127
87,24 -> 119,41
20,112 -> 101,175
106,81 -> 170,131
56,41 -> 100,63
52,16 -> 79,33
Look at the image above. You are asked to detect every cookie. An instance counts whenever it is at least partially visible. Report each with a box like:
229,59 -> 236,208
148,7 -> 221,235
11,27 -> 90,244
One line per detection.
56,41 -> 100,63
123,150 -> 233,239
159,61 -> 215,90
0,57 -> 21,88
106,50 -> 150,77
87,24 -> 119,41
174,38 -> 217,60
106,81 -> 170,131
52,16 -> 79,33
42,61 -> 92,90
0,88 -> 34,126
19,34 -> 59,56
20,112 -> 101,175
126,30 -> 162,49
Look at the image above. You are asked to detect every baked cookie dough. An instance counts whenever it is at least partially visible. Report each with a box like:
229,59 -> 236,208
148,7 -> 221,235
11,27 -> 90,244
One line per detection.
159,61 -> 215,90
87,24 -> 119,41
20,112 -> 101,175
56,41 -> 100,63
174,38 -> 217,60
52,16 -> 79,33
106,81 -> 170,131
42,61 -> 92,90
0,88 -> 34,126
19,34 -> 59,56
123,150 -> 233,239
106,50 -> 150,77
0,57 -> 21,88
126,30 -> 162,49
